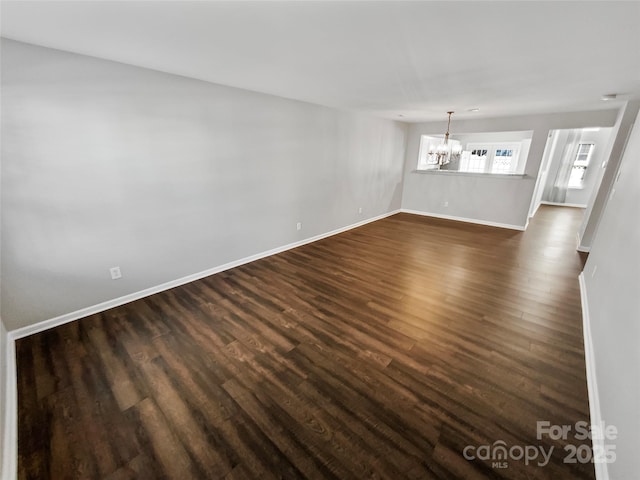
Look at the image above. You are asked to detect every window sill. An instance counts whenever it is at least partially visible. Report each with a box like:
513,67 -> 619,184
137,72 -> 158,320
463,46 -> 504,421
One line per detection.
412,169 -> 527,179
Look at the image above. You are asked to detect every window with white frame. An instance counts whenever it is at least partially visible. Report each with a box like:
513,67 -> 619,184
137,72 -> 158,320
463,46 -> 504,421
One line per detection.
463,149 -> 488,173
459,143 -> 522,174
492,148 -> 518,174
568,143 -> 594,189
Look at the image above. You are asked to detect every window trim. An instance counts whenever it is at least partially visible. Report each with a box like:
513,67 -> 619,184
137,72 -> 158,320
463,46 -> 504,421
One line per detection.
568,143 -> 595,190
462,142 -> 522,174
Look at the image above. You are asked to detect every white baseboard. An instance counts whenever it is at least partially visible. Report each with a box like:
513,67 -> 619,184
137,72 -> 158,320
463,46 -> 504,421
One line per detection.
10,210 -> 401,340
540,201 -> 587,208
578,273 -> 609,480
400,209 -> 526,231
529,201 -> 541,219
1,332 -> 17,480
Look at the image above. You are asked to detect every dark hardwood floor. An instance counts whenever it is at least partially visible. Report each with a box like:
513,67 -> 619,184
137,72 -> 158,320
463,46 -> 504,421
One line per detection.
16,206 -> 595,479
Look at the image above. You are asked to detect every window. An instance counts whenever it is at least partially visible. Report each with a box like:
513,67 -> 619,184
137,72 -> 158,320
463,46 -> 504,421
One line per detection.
492,148 -> 517,174
459,143 -> 521,174
416,131 -> 532,175
568,143 -> 594,189
464,149 -> 488,173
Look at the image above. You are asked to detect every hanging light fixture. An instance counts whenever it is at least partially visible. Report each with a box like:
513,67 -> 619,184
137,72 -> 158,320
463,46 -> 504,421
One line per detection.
428,111 -> 463,167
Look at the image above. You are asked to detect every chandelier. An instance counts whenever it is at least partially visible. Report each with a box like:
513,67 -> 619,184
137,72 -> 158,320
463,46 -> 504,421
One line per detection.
428,111 -> 463,166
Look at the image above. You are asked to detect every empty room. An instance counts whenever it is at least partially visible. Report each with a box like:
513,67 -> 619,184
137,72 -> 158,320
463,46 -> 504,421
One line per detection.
1,1 -> 639,479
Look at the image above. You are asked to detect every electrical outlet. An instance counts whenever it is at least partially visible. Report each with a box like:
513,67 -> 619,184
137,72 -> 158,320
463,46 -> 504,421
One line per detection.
444,201 -> 449,207
296,222 -> 302,231
358,207 -> 363,214
110,266 -> 122,280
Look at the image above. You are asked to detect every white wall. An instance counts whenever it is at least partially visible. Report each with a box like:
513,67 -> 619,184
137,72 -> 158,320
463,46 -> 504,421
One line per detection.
541,129 -> 573,203
529,130 -> 558,217
0,39 -> 407,330
0,43 -> 8,474
401,110 -> 619,229
578,101 -> 640,250
581,111 -> 640,480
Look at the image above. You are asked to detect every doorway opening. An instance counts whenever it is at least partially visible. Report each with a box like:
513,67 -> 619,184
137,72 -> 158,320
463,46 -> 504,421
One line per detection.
528,126 -> 615,262
531,127 -> 614,214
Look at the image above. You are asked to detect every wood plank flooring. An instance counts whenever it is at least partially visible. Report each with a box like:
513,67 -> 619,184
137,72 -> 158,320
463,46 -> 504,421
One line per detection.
16,206 -> 595,479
